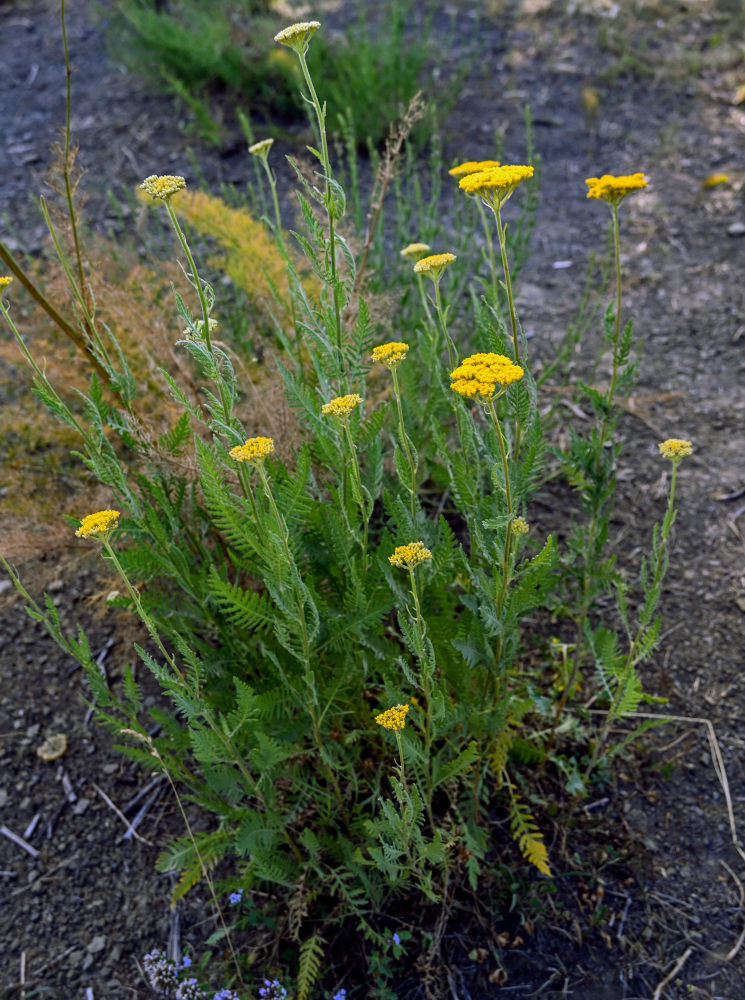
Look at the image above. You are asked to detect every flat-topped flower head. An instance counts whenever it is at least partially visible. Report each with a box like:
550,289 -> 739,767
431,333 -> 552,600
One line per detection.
75,509 -> 120,540
658,438 -> 693,461
371,341 -> 409,369
448,159 -> 500,178
249,138 -> 274,159
229,436 -> 275,464
139,174 -> 186,202
458,164 -> 534,209
585,172 -> 647,205
413,252 -> 456,282
375,704 -> 410,731
321,394 -> 362,419
400,242 -> 431,261
273,20 -> 321,54
450,352 -> 524,399
512,517 -> 530,536
0,276 -> 12,293
389,541 -> 432,570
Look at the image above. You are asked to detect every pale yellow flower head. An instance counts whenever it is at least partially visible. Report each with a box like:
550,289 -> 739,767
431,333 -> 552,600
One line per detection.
448,159 -> 500,178
321,394 -> 362,419
400,242 -> 431,261
75,510 -> 120,540
371,341 -> 409,370
389,541 -> 432,570
658,438 -> 693,461
249,138 -> 275,159
458,164 -> 534,209
585,172 -> 647,205
273,20 -> 321,54
182,318 -> 218,340
229,436 -> 275,464
139,175 -> 186,202
375,704 -> 410,731
0,276 -> 12,292
413,252 -> 456,282
512,517 -> 530,536
450,352 -> 524,399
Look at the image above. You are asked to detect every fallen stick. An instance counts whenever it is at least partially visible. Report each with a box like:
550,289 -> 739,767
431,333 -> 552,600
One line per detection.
1,824 -> 40,859
652,946 -> 693,1000
91,782 -> 154,846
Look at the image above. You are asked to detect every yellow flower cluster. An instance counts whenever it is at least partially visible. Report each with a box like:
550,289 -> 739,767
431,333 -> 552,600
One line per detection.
413,252 -> 456,278
75,510 -> 120,539
249,138 -> 274,158
450,352 -> 524,398
585,173 -> 647,204
273,20 -> 321,51
0,276 -> 12,291
400,242 -> 431,260
182,318 -> 218,340
229,437 -> 275,464
458,165 -> 534,204
512,517 -> 530,536
321,394 -> 362,419
448,159 -> 501,178
139,175 -> 187,201
375,704 -> 410,731
389,541 -> 432,570
658,438 -> 693,460
371,341 -> 409,369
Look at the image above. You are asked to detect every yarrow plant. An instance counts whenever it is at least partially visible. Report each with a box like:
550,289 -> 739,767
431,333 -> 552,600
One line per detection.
0,11 -> 696,997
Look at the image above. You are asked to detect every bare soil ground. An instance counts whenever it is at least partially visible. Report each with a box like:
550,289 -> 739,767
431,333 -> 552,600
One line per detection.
1,1 -> 745,998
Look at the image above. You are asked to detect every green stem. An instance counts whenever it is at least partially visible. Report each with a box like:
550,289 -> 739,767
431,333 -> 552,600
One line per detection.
407,566 -> 435,828
600,204 -> 622,447
392,367 -> 417,518
476,197 -> 500,303
342,420 -> 370,570
493,204 -> 523,460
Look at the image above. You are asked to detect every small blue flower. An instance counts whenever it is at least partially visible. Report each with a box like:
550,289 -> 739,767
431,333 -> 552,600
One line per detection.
182,956 -> 192,968
332,991 -> 347,1000
229,890 -> 243,905
258,980 -> 287,1000
392,933 -> 400,946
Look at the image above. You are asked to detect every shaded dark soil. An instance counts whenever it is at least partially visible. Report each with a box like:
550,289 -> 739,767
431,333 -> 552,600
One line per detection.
2,0 -> 745,997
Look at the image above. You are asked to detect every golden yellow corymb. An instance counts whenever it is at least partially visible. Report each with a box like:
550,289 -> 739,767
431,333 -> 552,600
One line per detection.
448,159 -> 501,178
375,704 -> 410,731
585,172 -> 647,204
273,20 -> 321,52
458,165 -> 534,205
400,242 -> 431,260
321,394 -> 362,419
450,352 -> 524,399
229,437 -> 275,464
389,541 -> 432,570
75,510 -> 120,539
371,342 -> 409,369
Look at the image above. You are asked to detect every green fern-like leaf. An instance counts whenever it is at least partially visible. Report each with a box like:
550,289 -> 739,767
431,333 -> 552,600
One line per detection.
297,933 -> 325,1000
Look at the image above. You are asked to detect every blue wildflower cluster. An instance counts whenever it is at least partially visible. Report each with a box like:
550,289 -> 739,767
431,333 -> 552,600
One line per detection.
257,980 -> 288,1000
175,978 -> 203,1000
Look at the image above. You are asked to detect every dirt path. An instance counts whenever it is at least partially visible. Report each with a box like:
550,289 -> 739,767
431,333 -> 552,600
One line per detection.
1,1 -> 745,997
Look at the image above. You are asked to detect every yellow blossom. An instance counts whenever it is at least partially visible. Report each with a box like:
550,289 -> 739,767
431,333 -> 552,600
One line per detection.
702,172 -> 729,188
0,276 -> 12,291
585,172 -> 647,204
389,541 -> 432,570
658,438 -> 693,460
249,138 -> 274,158
371,341 -> 409,369
448,159 -> 500,178
139,175 -> 186,202
512,517 -> 530,536
458,164 -> 534,208
229,436 -> 275,464
400,242 -> 431,260
413,252 -> 456,281
75,510 -> 120,539
450,352 -> 524,398
321,394 -> 362,419
375,704 -> 410,731
273,20 -> 321,53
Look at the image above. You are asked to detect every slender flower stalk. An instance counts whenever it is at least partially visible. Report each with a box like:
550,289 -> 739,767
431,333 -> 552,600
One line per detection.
275,22 -> 345,376
372,342 -> 416,517
249,138 -> 286,258
449,161 -> 502,302
322,394 -> 369,567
